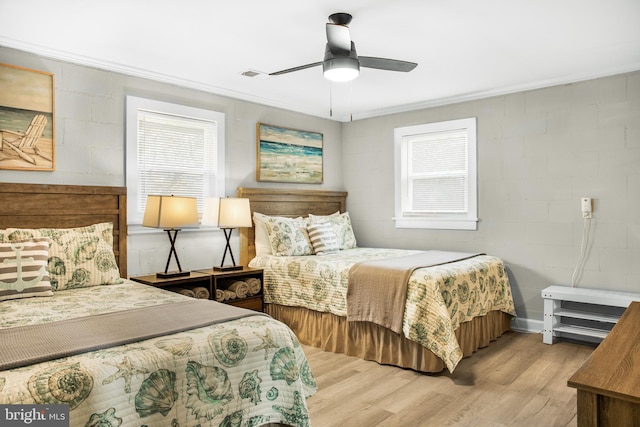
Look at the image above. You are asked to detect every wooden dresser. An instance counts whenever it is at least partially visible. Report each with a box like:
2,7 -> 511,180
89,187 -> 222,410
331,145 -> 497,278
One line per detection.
568,301 -> 640,426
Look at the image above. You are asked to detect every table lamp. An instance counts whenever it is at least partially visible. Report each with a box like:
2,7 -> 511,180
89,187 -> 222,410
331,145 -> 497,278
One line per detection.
142,195 -> 198,278
202,197 -> 252,271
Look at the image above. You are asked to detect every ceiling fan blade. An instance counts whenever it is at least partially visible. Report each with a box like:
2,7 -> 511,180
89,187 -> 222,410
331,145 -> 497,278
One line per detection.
269,61 -> 323,76
359,56 -> 418,72
326,23 -> 351,53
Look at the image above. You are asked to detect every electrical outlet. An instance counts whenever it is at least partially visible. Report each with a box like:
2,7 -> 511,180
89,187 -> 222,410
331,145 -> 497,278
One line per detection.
581,197 -> 592,219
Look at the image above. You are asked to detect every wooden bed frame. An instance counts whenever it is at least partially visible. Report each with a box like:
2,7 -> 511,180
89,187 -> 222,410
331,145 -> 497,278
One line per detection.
237,187 -> 347,266
0,182 -> 128,277
236,186 -> 511,373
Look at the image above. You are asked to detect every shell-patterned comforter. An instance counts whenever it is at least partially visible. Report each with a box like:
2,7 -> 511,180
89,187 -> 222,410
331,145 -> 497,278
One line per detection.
0,280 -> 317,427
249,247 -> 516,372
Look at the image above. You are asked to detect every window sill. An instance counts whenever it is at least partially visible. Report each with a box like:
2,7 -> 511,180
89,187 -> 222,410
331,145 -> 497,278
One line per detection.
393,218 -> 478,231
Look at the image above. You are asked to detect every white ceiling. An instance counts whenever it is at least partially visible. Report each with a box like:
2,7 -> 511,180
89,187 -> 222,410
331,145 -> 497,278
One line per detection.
1,0 -> 639,122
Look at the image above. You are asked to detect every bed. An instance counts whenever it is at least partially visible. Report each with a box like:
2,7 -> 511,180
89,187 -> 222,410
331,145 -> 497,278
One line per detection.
0,183 -> 316,427
237,187 -> 516,374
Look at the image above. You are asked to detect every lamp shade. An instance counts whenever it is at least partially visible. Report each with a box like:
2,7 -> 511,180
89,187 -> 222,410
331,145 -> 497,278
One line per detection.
202,197 -> 251,228
142,195 -> 198,229
201,197 -> 220,226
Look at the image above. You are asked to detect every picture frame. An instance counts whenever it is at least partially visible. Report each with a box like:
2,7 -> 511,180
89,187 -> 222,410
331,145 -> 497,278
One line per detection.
256,123 -> 323,184
0,63 -> 55,171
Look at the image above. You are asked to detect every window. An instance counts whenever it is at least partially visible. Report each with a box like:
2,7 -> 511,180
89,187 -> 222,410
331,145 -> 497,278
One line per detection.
394,117 -> 477,230
126,96 -> 225,227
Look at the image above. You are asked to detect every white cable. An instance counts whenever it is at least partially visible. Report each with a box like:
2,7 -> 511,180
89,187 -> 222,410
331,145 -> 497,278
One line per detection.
571,217 -> 591,287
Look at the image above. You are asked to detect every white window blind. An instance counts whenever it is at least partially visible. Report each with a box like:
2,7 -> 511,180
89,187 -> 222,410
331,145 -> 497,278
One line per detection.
126,96 -> 225,226
406,129 -> 468,213
394,118 -> 477,230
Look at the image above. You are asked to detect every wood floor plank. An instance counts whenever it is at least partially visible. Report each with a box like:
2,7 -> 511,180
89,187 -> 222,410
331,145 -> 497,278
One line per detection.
303,332 -> 593,426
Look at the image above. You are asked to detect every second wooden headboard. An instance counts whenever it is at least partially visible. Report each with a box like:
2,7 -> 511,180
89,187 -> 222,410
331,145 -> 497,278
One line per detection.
0,182 -> 128,278
236,187 -> 348,266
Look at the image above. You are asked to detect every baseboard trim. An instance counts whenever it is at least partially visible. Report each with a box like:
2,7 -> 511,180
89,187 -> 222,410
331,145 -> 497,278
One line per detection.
510,317 -> 542,334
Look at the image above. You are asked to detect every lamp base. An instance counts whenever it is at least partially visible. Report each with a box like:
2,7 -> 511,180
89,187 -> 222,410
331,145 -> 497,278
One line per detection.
213,265 -> 243,272
156,270 -> 190,279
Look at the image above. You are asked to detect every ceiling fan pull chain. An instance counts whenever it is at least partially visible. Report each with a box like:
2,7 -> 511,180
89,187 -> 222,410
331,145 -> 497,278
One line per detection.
329,83 -> 333,117
350,83 -> 353,122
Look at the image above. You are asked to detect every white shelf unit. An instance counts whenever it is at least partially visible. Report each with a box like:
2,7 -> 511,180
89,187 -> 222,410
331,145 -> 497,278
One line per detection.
541,286 -> 640,344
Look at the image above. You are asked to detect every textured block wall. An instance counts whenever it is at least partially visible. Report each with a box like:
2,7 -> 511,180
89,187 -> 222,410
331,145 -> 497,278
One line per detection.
342,71 -> 640,323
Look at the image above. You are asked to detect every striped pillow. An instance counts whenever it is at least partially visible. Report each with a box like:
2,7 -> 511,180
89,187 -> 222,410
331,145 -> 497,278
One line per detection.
0,238 -> 53,301
308,211 -> 357,250
307,222 -> 340,255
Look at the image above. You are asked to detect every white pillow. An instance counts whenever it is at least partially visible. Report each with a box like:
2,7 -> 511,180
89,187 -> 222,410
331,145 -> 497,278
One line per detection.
308,211 -> 357,250
307,222 -> 340,255
253,212 -> 273,256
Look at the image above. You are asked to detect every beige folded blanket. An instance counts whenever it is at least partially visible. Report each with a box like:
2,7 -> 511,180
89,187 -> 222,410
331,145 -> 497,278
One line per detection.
347,250 -> 483,334
0,300 -> 265,370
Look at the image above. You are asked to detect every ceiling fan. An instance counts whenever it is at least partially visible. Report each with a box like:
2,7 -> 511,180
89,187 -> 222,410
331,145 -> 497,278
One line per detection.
269,12 -> 418,82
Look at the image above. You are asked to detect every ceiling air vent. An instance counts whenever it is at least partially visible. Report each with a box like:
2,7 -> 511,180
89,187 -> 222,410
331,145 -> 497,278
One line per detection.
241,70 -> 269,79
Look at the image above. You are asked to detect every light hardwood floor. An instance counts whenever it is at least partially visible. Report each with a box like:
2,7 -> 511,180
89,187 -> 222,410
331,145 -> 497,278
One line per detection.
302,332 -> 595,427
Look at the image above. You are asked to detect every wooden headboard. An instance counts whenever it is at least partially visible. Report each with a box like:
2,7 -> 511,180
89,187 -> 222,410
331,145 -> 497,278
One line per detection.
0,183 -> 128,278
236,187 -> 348,266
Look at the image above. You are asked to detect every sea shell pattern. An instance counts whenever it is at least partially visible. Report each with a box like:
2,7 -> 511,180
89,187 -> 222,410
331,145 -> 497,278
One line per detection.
209,329 -> 248,367
185,361 -> 233,420
134,369 -> 178,418
154,337 -> 194,356
250,247 -> 516,372
85,407 -> 122,427
27,363 -> 93,409
47,257 -> 66,290
247,415 -> 272,427
299,360 -> 316,389
95,250 -> 118,272
220,410 -> 243,427
65,268 -> 91,289
239,369 -> 262,405
0,280 -> 316,427
272,391 -> 310,427
266,387 -> 279,401
269,347 -> 299,385
69,236 -> 99,264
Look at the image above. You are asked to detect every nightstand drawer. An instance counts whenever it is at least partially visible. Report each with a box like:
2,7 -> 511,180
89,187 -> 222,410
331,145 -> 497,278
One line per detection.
226,296 -> 263,312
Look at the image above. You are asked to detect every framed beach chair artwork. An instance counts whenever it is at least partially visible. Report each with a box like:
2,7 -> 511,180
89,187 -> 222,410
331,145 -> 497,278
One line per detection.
0,63 -> 55,171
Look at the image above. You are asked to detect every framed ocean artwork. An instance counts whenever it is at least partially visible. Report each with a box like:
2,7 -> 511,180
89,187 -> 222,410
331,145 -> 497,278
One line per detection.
256,123 -> 323,184
0,63 -> 55,171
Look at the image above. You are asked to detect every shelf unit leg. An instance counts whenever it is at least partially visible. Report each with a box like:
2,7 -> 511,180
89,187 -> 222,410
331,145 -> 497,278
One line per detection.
543,298 -> 559,344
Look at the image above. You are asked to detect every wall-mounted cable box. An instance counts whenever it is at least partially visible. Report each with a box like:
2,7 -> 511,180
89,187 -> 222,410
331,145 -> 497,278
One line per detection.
541,286 -> 640,344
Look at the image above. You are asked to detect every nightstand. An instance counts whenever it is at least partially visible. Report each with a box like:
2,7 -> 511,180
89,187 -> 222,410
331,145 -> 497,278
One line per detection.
129,271 -> 212,299
195,267 -> 264,312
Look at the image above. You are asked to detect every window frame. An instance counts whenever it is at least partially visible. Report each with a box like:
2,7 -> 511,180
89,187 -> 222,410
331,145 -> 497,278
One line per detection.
394,117 -> 478,230
125,96 -> 225,232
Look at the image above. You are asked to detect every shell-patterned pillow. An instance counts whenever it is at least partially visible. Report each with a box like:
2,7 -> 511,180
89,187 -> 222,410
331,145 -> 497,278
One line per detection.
261,216 -> 313,256
5,222 -> 123,291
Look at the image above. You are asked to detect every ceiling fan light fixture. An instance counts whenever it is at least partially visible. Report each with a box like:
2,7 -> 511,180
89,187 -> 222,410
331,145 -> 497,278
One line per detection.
323,57 -> 360,82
